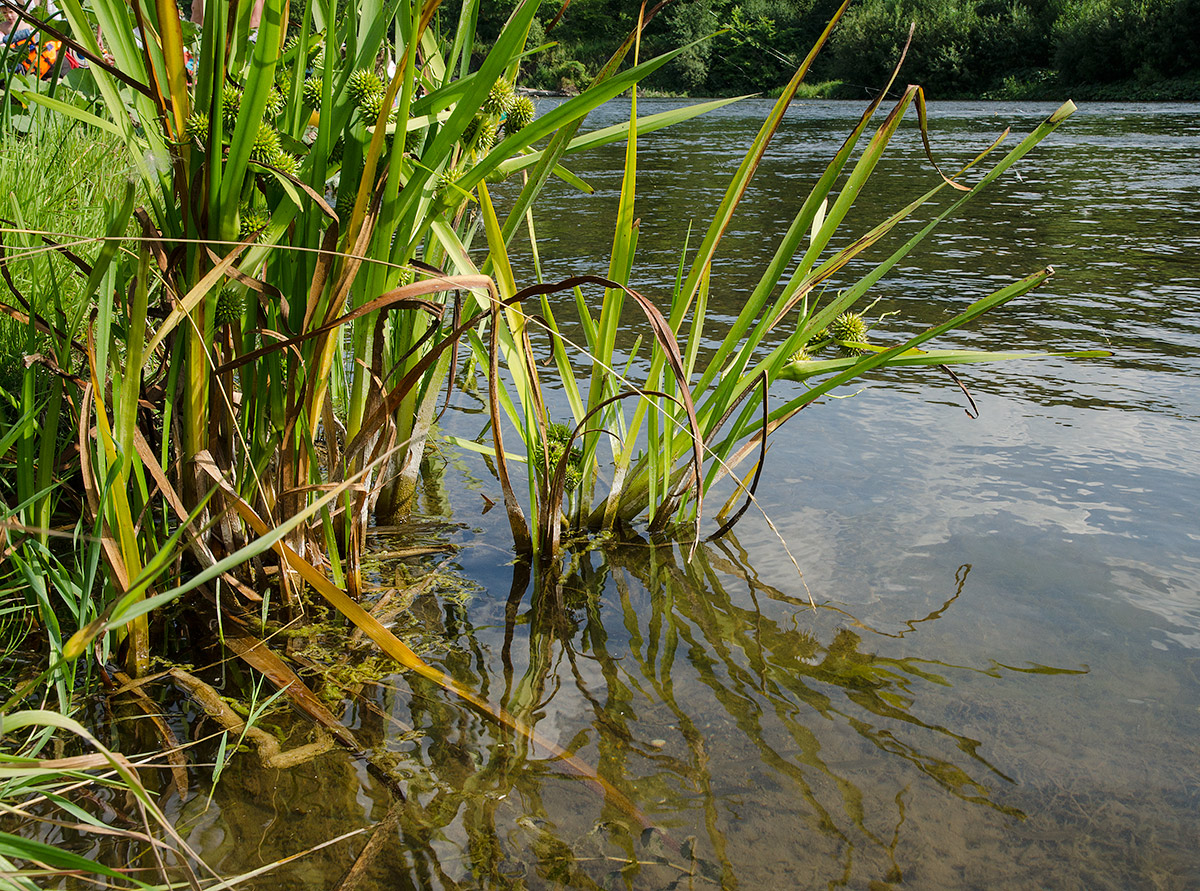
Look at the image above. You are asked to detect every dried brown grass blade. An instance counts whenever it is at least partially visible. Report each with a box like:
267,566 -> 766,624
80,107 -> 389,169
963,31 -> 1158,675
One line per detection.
300,217 -> 342,331
488,297 -> 533,555
705,372 -> 768,541
130,427 -> 263,601
198,591 -> 363,752
913,85 -> 972,192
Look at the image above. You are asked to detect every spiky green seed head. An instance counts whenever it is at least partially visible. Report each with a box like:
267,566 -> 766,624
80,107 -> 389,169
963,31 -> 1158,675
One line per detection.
238,207 -> 269,239
482,78 -> 515,116
505,95 -> 535,136
461,113 -> 483,147
302,78 -> 322,107
472,117 -> 498,157
788,346 -> 814,363
403,127 -> 423,155
215,288 -> 243,326
563,465 -> 582,492
398,267 -> 416,287
537,422 -> 583,489
249,123 -> 281,163
357,89 -> 386,122
264,86 -> 287,119
433,168 -> 463,208
221,86 -> 242,127
328,136 -> 345,164
272,151 -> 299,177
434,168 -> 456,195
184,110 -> 209,142
548,422 -> 572,447
828,311 -> 870,354
335,191 -> 355,221
347,68 -> 383,105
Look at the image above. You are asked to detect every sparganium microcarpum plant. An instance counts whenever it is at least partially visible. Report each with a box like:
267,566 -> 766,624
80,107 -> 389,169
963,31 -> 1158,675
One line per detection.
453,19 -> 1108,561
0,0 -> 740,756
0,3 -> 1111,876
0,7 -> 1106,778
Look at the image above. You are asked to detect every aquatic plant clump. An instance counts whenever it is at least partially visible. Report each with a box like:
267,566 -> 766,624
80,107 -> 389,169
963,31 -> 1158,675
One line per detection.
0,0 -> 1115,884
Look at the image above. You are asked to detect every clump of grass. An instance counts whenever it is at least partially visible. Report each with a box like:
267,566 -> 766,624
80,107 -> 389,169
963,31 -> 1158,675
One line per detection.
0,113 -> 130,380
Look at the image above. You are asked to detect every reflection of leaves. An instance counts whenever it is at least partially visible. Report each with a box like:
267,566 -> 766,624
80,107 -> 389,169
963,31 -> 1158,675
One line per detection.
986,660 -> 1089,677
518,816 -> 582,886
597,540 -> 1053,854
303,533 -> 1085,888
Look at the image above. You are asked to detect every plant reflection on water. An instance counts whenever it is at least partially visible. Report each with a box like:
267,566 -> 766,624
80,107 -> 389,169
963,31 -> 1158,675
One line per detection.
199,534 -> 1085,890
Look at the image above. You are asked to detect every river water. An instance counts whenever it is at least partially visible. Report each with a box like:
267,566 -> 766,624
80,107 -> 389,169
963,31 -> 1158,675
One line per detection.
185,99 -> 1200,889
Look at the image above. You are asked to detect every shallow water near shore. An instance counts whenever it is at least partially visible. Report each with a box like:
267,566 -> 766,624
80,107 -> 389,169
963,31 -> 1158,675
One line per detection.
175,99 -> 1200,889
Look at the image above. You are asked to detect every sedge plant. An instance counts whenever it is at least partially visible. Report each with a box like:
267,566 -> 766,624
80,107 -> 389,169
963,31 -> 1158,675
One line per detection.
0,0 -> 724,667
0,2 -> 768,833
465,21 -> 1109,561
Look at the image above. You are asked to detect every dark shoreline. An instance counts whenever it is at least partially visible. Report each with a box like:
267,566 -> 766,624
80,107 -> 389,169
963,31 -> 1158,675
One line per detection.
525,76 -> 1200,103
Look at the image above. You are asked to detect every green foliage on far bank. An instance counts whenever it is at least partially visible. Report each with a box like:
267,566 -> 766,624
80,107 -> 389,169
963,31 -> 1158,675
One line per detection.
453,0 -> 1200,99
831,0 -> 1200,98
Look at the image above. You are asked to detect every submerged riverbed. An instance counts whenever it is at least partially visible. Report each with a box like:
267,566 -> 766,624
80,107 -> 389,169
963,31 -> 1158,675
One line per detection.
175,99 -> 1200,889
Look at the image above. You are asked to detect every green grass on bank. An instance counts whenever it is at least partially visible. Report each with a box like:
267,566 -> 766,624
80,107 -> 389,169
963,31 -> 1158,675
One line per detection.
0,114 -> 130,389
986,71 -> 1200,102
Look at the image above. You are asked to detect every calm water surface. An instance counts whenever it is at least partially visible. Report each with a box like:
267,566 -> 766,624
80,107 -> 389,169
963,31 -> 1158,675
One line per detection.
185,100 -> 1200,889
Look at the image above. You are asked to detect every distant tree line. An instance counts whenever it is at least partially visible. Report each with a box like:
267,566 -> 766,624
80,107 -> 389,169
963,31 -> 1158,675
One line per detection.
444,0 -> 1200,98
828,0 -> 1200,96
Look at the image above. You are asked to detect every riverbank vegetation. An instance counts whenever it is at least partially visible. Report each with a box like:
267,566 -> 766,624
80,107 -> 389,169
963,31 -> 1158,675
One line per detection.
462,0 -> 1200,99
0,0 -> 1109,884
